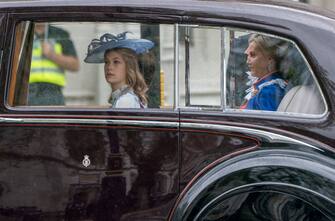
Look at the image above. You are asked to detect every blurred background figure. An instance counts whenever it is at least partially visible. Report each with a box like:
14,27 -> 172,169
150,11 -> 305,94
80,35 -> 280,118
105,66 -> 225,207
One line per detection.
28,23 -> 79,105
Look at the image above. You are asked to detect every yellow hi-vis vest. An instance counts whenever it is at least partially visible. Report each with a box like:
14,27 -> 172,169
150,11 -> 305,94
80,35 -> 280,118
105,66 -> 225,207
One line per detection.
29,40 -> 66,87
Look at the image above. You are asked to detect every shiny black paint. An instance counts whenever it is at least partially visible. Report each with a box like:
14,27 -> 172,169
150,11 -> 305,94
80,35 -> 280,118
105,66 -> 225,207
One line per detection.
171,148 -> 335,220
180,130 -> 259,186
199,191 -> 331,221
0,125 -> 178,220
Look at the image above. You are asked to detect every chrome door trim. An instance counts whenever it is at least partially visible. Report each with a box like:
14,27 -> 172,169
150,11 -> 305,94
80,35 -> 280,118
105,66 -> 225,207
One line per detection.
221,27 -> 228,109
0,117 -> 179,128
222,27 -> 328,118
0,116 -> 320,149
174,23 -> 179,110
185,25 -> 191,106
181,122 -> 319,150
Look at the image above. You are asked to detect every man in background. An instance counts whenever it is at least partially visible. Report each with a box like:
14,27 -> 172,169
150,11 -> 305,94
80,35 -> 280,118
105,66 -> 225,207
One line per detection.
28,23 -> 79,105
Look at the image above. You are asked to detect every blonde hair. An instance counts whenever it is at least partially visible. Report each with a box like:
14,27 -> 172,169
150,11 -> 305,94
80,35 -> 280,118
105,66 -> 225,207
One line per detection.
249,34 -> 282,69
105,48 -> 148,105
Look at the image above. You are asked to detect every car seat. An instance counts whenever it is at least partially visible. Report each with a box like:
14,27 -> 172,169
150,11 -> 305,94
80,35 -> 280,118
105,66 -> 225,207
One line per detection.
277,84 -> 325,114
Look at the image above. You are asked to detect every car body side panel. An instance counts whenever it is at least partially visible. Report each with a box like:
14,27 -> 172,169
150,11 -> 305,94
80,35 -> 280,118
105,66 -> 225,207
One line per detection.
170,148 -> 335,220
0,120 -> 179,220
180,128 -> 259,187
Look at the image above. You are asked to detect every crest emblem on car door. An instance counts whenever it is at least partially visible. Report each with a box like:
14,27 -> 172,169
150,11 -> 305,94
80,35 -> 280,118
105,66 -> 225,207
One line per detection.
82,155 -> 91,167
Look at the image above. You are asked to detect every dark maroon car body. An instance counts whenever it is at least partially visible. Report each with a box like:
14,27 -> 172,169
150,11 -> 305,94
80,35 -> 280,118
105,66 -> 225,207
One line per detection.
0,0 -> 335,220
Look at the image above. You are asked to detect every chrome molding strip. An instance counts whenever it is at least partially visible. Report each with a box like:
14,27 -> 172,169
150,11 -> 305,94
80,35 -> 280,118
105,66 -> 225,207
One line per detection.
0,117 -> 179,128
220,27 -> 226,109
181,122 -> 319,150
174,23 -> 179,110
226,27 -> 328,119
0,116 -> 318,149
185,25 -> 191,106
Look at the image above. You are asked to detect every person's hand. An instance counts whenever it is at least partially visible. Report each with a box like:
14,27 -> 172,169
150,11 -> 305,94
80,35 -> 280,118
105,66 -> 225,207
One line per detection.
39,41 -> 79,72
41,41 -> 55,60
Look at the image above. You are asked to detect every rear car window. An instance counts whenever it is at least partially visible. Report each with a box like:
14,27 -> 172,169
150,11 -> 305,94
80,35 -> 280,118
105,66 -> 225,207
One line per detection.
178,26 -> 327,116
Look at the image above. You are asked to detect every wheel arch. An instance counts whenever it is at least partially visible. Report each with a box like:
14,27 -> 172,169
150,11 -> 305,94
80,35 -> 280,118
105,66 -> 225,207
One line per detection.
169,148 -> 335,220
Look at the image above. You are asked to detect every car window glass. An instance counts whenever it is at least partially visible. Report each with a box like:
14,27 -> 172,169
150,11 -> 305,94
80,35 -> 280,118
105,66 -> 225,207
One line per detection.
179,26 -> 222,108
9,21 -> 175,109
226,29 -> 326,115
179,26 -> 326,116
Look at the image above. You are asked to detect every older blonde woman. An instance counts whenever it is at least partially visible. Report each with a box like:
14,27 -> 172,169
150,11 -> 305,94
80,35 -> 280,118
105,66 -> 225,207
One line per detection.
241,34 -> 287,111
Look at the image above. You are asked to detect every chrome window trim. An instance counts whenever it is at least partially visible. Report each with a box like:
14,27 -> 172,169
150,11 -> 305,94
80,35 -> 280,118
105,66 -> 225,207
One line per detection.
184,25 -> 191,106
181,122 -> 320,150
224,27 -> 328,118
174,23 -> 179,110
0,117 -> 179,128
177,25 -> 223,110
7,21 -> 178,111
5,21 -> 328,120
225,108 -> 328,120
222,28 -> 232,110
221,27 -> 226,109
177,26 -> 328,120
0,116 -> 318,149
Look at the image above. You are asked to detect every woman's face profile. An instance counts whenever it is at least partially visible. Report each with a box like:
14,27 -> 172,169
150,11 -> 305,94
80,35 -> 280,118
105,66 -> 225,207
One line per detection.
104,50 -> 127,90
244,41 -> 272,78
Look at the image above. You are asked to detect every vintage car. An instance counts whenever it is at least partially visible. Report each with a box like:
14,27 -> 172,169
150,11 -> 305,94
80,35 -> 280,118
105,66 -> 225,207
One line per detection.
0,0 -> 334,220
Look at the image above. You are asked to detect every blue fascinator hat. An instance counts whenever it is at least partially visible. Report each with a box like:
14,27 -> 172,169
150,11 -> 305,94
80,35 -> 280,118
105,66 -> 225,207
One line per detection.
84,31 -> 154,63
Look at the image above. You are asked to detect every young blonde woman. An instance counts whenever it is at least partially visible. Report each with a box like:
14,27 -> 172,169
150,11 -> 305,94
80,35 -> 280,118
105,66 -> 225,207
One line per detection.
85,32 -> 154,108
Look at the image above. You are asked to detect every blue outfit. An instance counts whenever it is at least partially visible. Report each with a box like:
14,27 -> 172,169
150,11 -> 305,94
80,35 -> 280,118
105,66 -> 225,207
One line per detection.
243,72 -> 287,111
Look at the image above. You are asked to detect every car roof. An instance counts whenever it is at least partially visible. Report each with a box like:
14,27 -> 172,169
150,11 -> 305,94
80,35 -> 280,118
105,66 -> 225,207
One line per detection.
0,0 -> 333,19
0,0 -> 334,20
0,0 -> 334,34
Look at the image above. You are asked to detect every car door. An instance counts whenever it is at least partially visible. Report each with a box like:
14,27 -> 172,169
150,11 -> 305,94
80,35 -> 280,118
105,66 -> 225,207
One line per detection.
0,6 -> 180,221
177,24 -> 261,188
176,13 -> 333,220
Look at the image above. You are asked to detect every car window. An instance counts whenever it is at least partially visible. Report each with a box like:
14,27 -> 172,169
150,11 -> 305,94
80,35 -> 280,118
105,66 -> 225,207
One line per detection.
179,25 -> 222,108
179,26 -> 327,116
8,21 -> 175,109
226,29 -> 326,115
